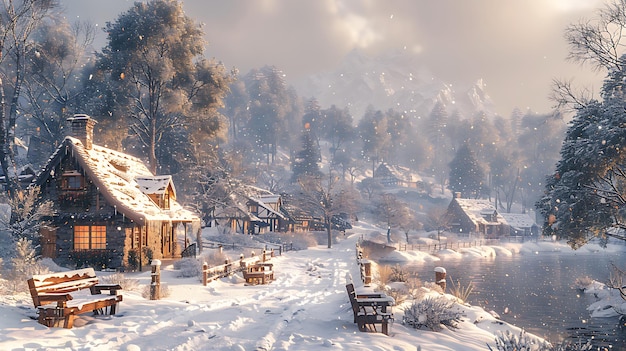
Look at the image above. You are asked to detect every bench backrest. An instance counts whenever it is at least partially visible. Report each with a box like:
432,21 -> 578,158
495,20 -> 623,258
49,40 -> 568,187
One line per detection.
345,283 -> 359,311
27,268 -> 99,307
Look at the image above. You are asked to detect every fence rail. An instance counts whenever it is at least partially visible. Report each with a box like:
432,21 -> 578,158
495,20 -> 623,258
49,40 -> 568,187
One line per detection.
201,249 -> 274,285
392,236 -> 548,254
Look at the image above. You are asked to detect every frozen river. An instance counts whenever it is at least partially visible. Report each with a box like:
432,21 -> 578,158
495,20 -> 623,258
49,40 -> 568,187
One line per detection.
408,247 -> 626,349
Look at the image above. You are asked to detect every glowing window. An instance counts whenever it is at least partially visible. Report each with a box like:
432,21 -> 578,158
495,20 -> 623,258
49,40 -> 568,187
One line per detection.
73,225 -> 106,250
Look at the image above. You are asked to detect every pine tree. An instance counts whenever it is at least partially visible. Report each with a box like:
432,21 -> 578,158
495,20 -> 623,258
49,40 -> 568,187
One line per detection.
448,143 -> 485,199
11,238 -> 37,277
291,128 -> 321,182
538,63 -> 626,247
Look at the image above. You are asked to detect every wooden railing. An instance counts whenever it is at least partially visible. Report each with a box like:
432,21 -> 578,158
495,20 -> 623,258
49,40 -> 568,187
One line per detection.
201,249 -> 274,285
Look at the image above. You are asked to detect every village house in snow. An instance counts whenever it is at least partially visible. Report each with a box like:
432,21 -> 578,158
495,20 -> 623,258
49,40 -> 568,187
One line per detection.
33,115 -> 200,271
445,194 -> 538,238
374,162 -> 423,189
209,186 -> 289,234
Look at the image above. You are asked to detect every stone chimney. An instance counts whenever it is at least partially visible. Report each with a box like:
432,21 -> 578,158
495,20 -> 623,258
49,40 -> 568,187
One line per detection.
67,114 -> 97,150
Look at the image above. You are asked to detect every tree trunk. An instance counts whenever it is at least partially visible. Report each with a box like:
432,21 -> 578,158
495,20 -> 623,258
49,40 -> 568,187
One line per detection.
0,77 -> 19,200
326,215 -> 332,248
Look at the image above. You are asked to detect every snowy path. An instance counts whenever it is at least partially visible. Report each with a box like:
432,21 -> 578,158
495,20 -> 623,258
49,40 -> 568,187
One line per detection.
0,224 -> 541,351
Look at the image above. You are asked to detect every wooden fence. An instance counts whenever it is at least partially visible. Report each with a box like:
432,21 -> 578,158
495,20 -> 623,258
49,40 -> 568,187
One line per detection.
201,249 -> 274,285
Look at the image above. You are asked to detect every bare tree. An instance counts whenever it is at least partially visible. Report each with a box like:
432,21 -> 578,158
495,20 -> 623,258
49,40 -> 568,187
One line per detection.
297,173 -> 338,248
423,206 -> 452,243
553,0 -> 626,110
0,0 -> 54,199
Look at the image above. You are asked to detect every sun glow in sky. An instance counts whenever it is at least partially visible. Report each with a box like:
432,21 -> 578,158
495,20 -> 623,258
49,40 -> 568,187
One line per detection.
60,0 -> 607,116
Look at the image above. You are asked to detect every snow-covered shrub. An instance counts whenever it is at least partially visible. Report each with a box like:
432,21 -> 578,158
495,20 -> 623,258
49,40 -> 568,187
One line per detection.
406,276 -> 425,300
201,250 -> 229,267
377,264 -> 393,286
390,264 -> 411,282
488,330 -> 550,351
402,296 -> 462,331
449,277 -> 474,303
100,272 -> 140,291
142,282 -> 170,299
487,330 -> 593,351
573,275 -> 593,291
423,281 -> 444,294
173,257 -> 203,278
382,287 -> 406,305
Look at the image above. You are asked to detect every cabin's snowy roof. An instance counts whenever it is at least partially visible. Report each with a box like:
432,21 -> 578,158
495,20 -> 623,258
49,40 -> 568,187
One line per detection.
47,137 -> 198,225
499,213 -> 536,229
249,196 -> 287,220
454,198 -> 506,225
377,162 -> 422,182
135,175 -> 175,197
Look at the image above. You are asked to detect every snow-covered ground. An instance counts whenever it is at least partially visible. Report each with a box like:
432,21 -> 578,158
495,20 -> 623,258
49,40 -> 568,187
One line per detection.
0,222 -> 622,351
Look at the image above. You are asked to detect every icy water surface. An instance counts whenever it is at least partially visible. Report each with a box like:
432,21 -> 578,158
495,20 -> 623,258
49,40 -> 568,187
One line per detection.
408,248 -> 626,349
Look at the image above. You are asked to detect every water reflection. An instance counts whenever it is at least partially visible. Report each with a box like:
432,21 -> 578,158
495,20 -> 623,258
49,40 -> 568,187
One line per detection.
404,249 -> 626,349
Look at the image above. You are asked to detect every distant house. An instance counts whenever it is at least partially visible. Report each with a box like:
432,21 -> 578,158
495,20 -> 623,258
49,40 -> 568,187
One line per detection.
33,114 -> 200,270
499,213 -> 539,237
445,196 -> 507,238
445,195 -> 538,238
0,164 -> 36,190
374,163 -> 422,188
210,187 -> 289,234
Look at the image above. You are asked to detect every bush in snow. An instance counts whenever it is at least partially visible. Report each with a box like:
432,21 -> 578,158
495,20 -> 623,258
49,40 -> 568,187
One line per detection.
487,330 -> 593,351
423,281 -> 444,294
573,275 -> 593,291
402,296 -> 462,331
377,264 -> 393,286
173,257 -> 203,278
100,272 -> 140,291
449,276 -> 474,303
200,250 -> 229,267
142,282 -> 170,299
390,264 -> 412,282
488,330 -> 550,350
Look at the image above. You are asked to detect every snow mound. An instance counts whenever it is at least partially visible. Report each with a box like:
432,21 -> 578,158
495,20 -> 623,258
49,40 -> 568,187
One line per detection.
379,249 -> 440,264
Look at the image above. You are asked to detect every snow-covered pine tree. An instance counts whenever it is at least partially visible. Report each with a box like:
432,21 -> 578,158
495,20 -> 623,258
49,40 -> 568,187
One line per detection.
291,127 -> 322,182
538,56 -> 626,247
11,237 -> 38,279
448,143 -> 485,199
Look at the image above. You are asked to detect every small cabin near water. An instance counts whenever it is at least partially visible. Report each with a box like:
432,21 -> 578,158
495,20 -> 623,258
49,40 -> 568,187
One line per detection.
33,115 -> 201,270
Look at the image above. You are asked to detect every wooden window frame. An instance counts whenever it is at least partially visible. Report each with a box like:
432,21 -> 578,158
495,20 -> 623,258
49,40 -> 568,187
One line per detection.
73,225 -> 107,250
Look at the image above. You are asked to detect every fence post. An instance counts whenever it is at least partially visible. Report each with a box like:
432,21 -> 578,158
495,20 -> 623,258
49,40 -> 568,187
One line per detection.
434,266 -> 446,292
202,262 -> 208,286
150,259 -> 161,300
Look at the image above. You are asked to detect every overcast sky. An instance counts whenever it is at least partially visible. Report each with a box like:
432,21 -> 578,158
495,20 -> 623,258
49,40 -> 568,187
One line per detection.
59,0 -> 607,116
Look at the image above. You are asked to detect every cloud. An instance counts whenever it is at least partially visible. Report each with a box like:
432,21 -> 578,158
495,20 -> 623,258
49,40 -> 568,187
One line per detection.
60,0 -> 605,115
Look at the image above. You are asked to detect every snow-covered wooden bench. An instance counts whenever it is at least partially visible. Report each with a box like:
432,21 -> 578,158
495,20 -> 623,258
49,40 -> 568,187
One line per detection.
345,274 -> 394,335
243,262 -> 274,285
27,268 -> 123,328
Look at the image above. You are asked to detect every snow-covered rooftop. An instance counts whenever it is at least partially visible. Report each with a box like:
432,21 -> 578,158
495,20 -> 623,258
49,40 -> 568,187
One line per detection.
57,137 -> 198,224
499,212 -> 537,229
454,198 -> 505,225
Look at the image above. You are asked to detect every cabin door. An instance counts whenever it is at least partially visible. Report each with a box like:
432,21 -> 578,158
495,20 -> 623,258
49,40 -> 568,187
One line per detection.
40,226 -> 57,258
162,223 -> 173,258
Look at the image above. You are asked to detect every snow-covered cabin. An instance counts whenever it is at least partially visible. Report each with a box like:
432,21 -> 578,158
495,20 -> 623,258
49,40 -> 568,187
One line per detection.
210,186 -> 288,234
374,162 -> 422,189
0,164 -> 36,190
33,114 -> 201,270
499,212 -> 539,237
445,196 -> 507,238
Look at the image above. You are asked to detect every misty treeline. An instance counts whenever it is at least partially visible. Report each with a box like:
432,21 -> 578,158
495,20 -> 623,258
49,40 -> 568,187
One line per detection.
0,0 -> 567,223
